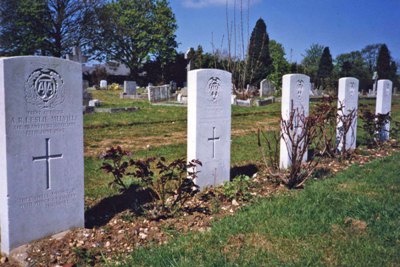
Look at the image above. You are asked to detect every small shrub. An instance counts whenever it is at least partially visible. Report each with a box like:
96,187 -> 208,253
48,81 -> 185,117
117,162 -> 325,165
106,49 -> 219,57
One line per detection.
100,146 -> 131,191
360,106 -> 391,147
221,175 -> 252,201
100,146 -> 202,218
109,83 -> 122,91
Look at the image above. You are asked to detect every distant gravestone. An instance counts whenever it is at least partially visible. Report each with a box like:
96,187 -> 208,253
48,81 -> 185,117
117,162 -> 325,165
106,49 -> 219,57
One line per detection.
337,77 -> 359,151
280,74 -> 310,169
147,85 -> 171,102
124,81 -> 136,95
260,79 -> 275,97
82,80 -> 91,106
187,69 -> 231,188
100,80 -> 107,89
376,79 -> 393,141
0,56 -> 84,254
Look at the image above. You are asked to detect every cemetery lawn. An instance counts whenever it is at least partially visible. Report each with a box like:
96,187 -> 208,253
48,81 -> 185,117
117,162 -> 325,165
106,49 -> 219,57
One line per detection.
125,152 -> 400,266
84,91 -> 400,200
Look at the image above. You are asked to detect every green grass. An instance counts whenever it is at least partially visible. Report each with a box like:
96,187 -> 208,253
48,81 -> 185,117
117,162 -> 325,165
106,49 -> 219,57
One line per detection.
122,152 -> 400,266
84,92 -> 400,200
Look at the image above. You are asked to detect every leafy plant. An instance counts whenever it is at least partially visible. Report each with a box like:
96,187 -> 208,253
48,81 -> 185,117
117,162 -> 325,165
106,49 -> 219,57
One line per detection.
221,175 -> 252,201
100,146 -> 131,191
100,146 -> 202,218
360,106 -> 391,147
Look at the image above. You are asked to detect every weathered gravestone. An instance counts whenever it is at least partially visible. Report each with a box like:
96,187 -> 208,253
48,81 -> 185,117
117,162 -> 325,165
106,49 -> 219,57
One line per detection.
337,77 -> 359,151
280,74 -> 310,169
99,80 -> 107,89
187,69 -> 231,188
260,79 -> 275,97
123,81 -> 136,95
0,56 -> 84,254
147,85 -> 171,102
376,79 -> 393,141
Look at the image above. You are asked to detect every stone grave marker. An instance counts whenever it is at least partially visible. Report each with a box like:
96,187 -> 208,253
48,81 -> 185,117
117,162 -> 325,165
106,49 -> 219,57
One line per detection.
337,77 -> 359,151
0,56 -> 84,254
260,79 -> 275,97
99,80 -> 107,89
123,81 -> 136,95
376,79 -> 393,141
187,69 -> 231,188
280,74 -> 310,169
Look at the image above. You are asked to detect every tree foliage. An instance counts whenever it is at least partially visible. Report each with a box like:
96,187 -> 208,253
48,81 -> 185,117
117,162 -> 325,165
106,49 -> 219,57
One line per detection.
361,43 -> 382,73
0,0 -> 99,57
301,43 -> 324,83
245,18 -> 272,87
335,51 -> 371,91
89,0 -> 177,80
317,47 -> 333,90
267,40 -> 289,92
376,44 -> 392,80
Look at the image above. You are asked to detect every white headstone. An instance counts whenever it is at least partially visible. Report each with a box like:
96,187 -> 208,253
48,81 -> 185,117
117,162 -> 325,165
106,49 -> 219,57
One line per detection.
376,79 -> 393,141
0,56 -> 84,254
187,69 -> 231,188
89,99 -> 101,107
123,81 -> 136,95
337,77 -> 359,151
100,80 -> 107,89
280,74 -> 310,169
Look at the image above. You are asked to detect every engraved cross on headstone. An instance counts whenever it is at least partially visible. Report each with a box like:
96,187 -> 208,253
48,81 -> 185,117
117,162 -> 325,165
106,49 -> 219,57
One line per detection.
208,127 -> 220,159
32,138 -> 63,190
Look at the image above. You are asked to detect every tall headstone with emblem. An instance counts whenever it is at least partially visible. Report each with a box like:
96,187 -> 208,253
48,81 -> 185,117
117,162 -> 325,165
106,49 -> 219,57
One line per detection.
187,69 -> 231,188
0,56 -> 84,254
337,78 -> 359,151
280,74 -> 310,169
376,79 -> 393,141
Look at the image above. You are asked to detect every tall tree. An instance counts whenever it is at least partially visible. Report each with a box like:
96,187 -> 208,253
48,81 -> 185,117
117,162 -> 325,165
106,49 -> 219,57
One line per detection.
361,44 -> 382,73
245,18 -> 272,87
376,44 -> 392,79
267,40 -> 289,91
0,0 -> 99,57
301,43 -> 324,83
152,0 -> 177,82
0,0 -> 48,56
317,47 -> 333,89
90,0 -> 177,80
335,51 -> 370,90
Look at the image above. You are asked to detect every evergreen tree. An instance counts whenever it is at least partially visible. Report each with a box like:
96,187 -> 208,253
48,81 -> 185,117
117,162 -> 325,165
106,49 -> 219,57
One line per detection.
317,47 -> 333,89
245,18 -> 272,86
376,44 -> 391,79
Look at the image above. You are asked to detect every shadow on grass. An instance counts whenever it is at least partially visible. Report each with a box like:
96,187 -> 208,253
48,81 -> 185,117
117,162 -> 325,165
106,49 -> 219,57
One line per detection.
84,185 -> 153,228
230,164 -> 258,181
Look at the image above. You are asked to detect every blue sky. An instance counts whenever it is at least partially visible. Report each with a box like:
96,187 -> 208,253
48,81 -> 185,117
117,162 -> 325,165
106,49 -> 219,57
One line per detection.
169,0 -> 400,63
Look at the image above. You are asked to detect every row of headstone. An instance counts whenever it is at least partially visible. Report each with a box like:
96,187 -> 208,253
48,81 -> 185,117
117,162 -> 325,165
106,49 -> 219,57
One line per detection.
147,84 -> 172,102
0,56 -> 394,255
279,74 -> 393,168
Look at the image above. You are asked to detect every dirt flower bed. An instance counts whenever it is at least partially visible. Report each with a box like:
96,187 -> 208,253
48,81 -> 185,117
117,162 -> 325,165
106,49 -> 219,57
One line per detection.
2,142 -> 399,266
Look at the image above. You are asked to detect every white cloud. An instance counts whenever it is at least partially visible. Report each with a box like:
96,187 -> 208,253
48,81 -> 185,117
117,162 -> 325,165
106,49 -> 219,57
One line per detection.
182,0 -> 261,9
